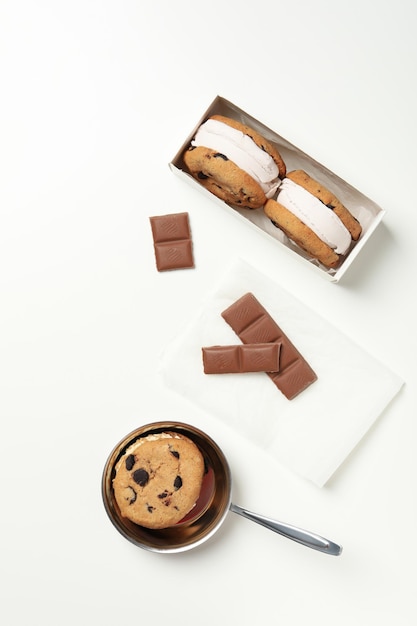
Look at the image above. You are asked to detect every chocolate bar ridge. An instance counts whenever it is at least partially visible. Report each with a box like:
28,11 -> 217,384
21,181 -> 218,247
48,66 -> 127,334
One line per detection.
202,343 -> 281,374
221,292 -> 317,400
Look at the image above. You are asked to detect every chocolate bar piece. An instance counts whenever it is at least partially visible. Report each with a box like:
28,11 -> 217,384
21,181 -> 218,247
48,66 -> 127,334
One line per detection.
202,343 -> 281,374
149,212 -> 194,271
221,293 -> 317,400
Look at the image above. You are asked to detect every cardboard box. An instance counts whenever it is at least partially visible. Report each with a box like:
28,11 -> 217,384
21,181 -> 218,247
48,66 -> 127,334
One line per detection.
169,96 -> 385,283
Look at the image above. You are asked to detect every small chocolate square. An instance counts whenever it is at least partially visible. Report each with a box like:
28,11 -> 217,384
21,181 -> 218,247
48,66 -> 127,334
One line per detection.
149,212 -> 194,271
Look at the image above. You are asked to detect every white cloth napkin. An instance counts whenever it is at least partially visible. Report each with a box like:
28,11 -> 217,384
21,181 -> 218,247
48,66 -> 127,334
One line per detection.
160,259 -> 404,487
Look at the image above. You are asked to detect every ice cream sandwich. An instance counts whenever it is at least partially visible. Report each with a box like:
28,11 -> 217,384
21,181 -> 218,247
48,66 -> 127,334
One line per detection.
264,170 -> 362,268
184,115 -> 286,209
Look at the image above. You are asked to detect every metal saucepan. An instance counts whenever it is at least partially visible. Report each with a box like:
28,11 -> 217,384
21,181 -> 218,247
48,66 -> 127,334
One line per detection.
102,421 -> 342,555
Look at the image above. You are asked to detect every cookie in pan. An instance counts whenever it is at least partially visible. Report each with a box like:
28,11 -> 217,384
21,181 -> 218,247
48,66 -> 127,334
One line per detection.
113,432 -> 205,529
183,114 -> 286,209
264,170 -> 362,268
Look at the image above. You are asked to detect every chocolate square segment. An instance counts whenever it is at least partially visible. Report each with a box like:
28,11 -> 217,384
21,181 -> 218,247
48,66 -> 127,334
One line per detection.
202,343 -> 281,374
221,293 -> 317,400
149,212 -> 194,271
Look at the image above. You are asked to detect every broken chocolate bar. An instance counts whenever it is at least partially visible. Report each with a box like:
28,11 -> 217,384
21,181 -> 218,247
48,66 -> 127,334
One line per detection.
221,292 -> 317,400
202,343 -> 281,374
149,212 -> 194,271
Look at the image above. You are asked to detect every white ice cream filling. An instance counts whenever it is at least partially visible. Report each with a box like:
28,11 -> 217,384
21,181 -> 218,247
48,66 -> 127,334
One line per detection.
277,178 -> 352,255
192,118 -> 281,198
115,432 -> 180,472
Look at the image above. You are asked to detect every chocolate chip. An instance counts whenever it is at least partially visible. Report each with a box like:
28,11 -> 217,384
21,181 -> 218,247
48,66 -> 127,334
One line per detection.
157,491 -> 172,507
214,153 -> 228,160
173,475 -> 182,490
147,505 -> 154,513
198,171 -> 208,179
169,447 -> 180,459
125,454 -> 135,471
124,486 -> 137,505
132,468 -> 149,486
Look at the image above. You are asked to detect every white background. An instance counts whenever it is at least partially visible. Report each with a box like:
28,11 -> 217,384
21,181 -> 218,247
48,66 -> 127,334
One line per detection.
1,1 -> 416,624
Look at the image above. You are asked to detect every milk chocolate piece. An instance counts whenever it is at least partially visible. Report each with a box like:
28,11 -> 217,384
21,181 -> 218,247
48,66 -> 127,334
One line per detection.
149,212 -> 194,271
202,343 -> 281,374
221,293 -> 317,400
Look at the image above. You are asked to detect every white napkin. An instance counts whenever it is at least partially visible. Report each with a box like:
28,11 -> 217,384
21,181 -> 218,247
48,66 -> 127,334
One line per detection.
160,259 -> 404,487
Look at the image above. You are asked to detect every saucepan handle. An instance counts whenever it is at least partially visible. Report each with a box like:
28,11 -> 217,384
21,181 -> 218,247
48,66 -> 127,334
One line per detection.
230,503 -> 342,556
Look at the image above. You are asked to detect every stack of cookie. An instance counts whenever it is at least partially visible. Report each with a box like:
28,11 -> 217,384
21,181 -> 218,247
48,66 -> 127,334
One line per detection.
183,115 -> 362,268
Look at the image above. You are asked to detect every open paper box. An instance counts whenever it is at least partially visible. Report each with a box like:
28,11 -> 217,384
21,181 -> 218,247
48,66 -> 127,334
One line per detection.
169,96 -> 385,283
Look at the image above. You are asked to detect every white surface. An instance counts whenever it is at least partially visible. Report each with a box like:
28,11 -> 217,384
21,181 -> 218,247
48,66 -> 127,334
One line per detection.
1,1 -> 416,625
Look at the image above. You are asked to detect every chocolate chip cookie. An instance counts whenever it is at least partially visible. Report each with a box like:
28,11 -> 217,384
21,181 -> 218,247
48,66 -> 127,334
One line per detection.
112,432 -> 205,529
